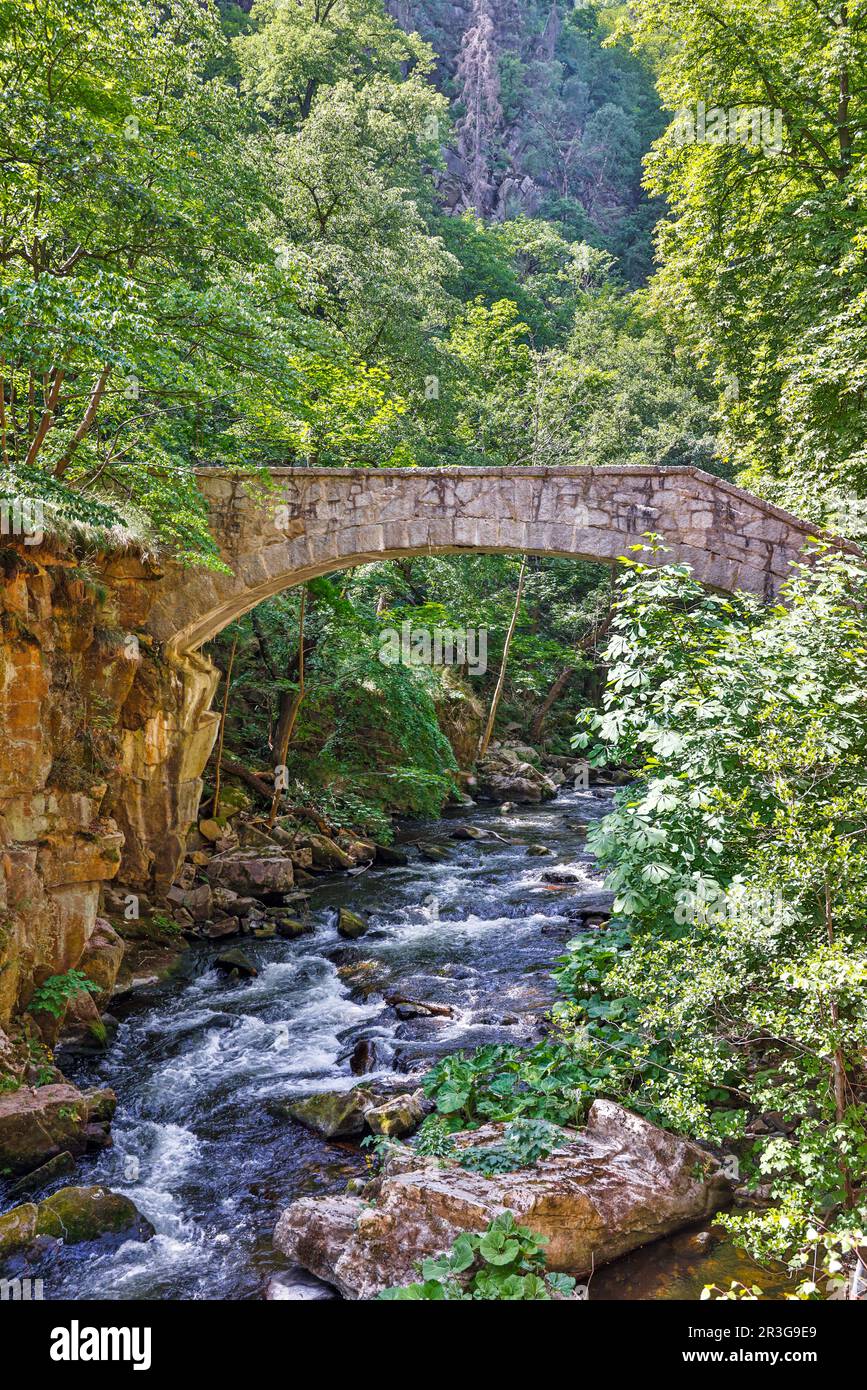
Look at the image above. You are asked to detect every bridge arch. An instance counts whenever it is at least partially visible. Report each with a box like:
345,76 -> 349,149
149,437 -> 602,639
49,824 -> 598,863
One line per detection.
115,462 -> 824,894
147,465 -> 819,656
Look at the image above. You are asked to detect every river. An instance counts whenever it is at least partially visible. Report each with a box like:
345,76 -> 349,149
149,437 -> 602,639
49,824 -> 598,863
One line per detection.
10,784 -> 789,1301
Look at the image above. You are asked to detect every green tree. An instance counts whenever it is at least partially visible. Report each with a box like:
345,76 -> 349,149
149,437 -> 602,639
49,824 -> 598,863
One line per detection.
0,0 -> 287,558
620,0 -> 867,527
572,540 -> 867,1272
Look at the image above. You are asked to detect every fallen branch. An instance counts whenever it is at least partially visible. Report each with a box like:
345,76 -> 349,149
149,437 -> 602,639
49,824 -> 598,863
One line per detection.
385,994 -> 455,1018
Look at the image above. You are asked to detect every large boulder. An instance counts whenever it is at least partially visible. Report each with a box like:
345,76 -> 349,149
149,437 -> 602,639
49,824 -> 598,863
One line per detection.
0,1202 -> 38,1258
77,918 -> 125,1007
0,1083 -> 115,1175
364,1089 -> 429,1139
280,1088 -> 374,1139
34,1185 -> 154,1244
307,835 -> 355,871
475,751 -> 557,805
274,1101 -> 734,1299
204,850 -> 294,897
58,989 -> 117,1054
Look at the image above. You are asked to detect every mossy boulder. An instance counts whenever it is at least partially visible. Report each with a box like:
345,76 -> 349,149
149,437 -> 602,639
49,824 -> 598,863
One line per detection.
7,1149 -> 75,1199
0,1082 -> 114,1176
308,835 -> 355,870
276,917 -> 312,940
364,1090 -> 429,1139
418,844 -> 448,863
214,785 -> 250,818
214,949 -> 257,978
285,1088 -> 373,1139
35,1185 -> 155,1244
337,909 -> 368,940
0,1202 -> 38,1258
373,844 -> 408,866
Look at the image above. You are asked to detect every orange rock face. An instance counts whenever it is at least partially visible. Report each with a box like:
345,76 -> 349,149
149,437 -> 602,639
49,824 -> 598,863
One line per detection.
0,542 -> 217,1030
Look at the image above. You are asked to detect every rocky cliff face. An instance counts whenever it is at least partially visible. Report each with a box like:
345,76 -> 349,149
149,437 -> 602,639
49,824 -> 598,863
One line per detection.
388,0 -> 660,277
0,542 -> 218,1033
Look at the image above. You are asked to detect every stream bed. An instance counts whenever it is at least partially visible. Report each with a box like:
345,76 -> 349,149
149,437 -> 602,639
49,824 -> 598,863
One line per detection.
8,786 -> 792,1301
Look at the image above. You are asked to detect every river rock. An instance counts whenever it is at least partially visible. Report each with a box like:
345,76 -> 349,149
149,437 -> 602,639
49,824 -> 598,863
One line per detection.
214,949 -> 257,977
308,835 -> 355,870
167,882 -> 213,922
0,1083 -> 116,1176
274,1100 -> 734,1299
475,752 -> 558,805
283,1088 -> 374,1139
201,913 -> 241,939
275,917 -> 312,939
76,918 -> 125,1007
7,1149 -> 76,1199
342,838 -> 375,864
563,890 -> 616,919
34,1185 -> 155,1244
57,994 -> 119,1055
374,844 -> 408,866
265,1269 -> 338,1301
418,844 -> 448,862
363,1089 -> 429,1138
348,1038 -> 381,1074
204,850 -> 294,897
211,886 -> 239,910
526,844 -> 551,856
0,1202 -> 39,1258
337,908 -> 368,939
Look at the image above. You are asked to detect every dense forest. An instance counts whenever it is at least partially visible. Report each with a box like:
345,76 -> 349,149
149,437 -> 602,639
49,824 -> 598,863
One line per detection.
1,0 -> 866,1314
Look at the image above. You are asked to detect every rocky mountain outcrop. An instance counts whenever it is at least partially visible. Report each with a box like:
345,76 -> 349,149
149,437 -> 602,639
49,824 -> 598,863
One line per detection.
386,0 -> 660,272
275,1100 -> 734,1298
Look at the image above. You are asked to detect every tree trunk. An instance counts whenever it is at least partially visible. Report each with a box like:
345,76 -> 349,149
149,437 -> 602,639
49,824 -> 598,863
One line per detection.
530,664 -> 576,743
54,365 -> 111,477
269,587 -> 307,827
212,635 -> 237,820
478,555 -> 527,760
529,609 -> 613,743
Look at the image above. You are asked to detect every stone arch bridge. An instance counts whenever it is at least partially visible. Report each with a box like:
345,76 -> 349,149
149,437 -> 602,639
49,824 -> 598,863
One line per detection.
149,464 -> 818,656
123,464 -> 821,892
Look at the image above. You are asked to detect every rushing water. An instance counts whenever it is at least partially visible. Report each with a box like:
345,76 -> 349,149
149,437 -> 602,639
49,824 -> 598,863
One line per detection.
2,785 -> 792,1301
